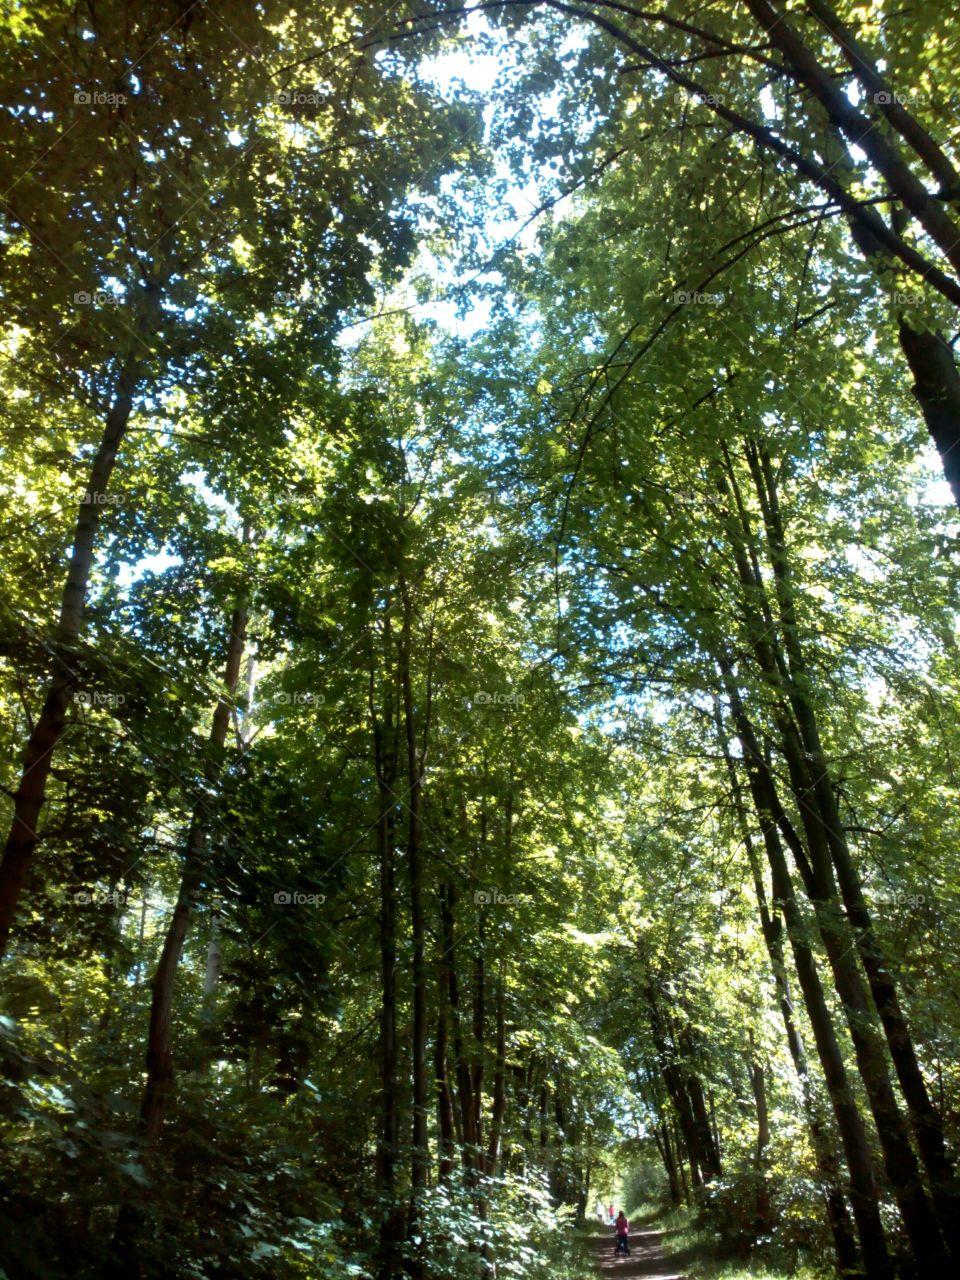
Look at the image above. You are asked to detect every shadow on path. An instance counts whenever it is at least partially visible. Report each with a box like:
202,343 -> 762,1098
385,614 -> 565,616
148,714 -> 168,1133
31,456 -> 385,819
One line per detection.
590,1230 -> 688,1279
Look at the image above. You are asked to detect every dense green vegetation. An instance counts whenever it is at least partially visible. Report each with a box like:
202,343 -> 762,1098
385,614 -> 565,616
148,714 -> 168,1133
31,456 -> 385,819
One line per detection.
1,3 -> 959,1278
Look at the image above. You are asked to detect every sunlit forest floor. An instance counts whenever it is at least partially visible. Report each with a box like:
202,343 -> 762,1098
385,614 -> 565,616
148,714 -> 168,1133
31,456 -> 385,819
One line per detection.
580,1205 -> 831,1280
650,1209 -> 829,1280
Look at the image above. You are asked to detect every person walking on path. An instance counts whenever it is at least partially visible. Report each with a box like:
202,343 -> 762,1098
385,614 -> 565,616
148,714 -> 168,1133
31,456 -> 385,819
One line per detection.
614,1210 -> 630,1256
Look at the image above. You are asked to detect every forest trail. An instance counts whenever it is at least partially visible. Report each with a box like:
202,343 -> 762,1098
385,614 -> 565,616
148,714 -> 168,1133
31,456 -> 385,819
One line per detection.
590,1229 -> 687,1278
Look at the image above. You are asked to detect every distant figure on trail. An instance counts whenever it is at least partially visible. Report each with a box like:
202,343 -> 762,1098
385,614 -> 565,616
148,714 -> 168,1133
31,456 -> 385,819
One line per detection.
596,1200 -> 605,1224
607,1203 -> 614,1224
614,1210 -> 630,1256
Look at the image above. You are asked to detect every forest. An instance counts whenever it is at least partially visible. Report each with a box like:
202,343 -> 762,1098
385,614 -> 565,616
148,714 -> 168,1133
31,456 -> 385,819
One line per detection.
0,3 -> 958,1279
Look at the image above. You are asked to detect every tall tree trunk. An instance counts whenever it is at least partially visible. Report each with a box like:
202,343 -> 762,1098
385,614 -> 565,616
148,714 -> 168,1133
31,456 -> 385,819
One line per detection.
435,1004 -> 456,1183
720,717 -> 862,1276
673,1117 -> 690,1202
139,592 -> 249,1148
195,896 -> 223,1077
747,443 -> 960,1256
716,460 -> 949,1273
485,972 -> 507,1176
0,352 -> 143,956
472,923 -> 486,1158
727,687 -> 894,1280
687,1073 -> 722,1180
654,1120 -> 682,1204
663,1065 -> 704,1188
374,655 -> 403,1280
442,881 -> 476,1164
746,1041 -> 774,1233
108,589 -> 248,1274
400,605 -> 429,1200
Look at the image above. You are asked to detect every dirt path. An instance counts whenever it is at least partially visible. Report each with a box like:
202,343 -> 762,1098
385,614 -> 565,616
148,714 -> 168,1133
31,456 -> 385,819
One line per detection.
590,1229 -> 687,1278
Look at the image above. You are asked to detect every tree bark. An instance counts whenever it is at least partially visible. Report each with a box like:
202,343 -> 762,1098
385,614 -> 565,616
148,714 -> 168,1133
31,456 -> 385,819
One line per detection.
748,443 -> 960,1254
442,880 -> 476,1165
138,592 -> 249,1148
400,602 -> 429,1200
653,1120 -> 682,1204
435,1004 -> 456,1182
726,685 -> 892,1280
723,728 -> 862,1275
485,973 -> 507,1175
373,648 -> 403,1280
741,0 -> 960,277
0,352 -> 142,956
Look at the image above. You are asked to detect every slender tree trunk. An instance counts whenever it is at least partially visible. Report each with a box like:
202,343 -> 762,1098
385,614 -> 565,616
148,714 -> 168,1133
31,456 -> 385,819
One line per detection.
0,353 -> 143,956
727,688 -> 893,1279
664,1066 -> 704,1188
485,973 -> 507,1176
673,1117 -> 690,1201
654,1121 -> 682,1204
687,1073 -> 722,1180
435,1005 -> 456,1182
195,896 -> 223,1077
374,652 -> 403,1280
716,460 -> 949,1273
747,1042 -> 774,1232
472,926 -> 486,1157
748,1055 -> 769,1163
720,718 -> 862,1276
108,590 -> 248,1274
139,593 -> 248,1148
747,444 -> 960,1257
741,0 -> 960,276
442,881 -> 476,1164
400,606 -> 429,1204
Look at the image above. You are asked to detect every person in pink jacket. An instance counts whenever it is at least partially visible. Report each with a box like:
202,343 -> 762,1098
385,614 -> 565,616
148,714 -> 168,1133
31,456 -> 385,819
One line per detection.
614,1210 -> 630,1256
